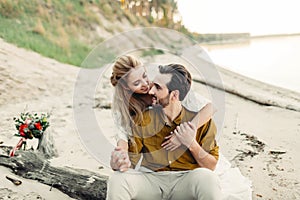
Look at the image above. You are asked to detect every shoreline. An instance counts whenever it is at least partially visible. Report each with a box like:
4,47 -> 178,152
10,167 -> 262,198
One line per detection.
205,65 -> 300,112
199,32 -> 300,46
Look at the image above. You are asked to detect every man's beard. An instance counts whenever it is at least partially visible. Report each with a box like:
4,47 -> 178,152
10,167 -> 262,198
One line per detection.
153,94 -> 170,108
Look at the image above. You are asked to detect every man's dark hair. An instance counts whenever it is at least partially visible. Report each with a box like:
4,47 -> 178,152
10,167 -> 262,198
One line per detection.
159,64 -> 192,101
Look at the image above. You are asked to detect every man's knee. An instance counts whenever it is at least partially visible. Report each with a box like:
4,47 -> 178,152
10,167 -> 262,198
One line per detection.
108,171 -> 134,189
107,172 -> 131,199
107,171 -> 160,200
189,168 -> 221,199
190,168 -> 219,185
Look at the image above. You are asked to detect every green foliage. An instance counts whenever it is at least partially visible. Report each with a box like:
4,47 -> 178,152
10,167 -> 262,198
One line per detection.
102,3 -> 114,20
0,0 -> 189,67
0,0 -> 95,66
142,49 -> 164,57
81,47 -> 116,68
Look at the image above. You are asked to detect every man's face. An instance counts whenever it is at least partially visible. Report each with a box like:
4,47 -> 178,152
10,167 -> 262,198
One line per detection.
148,73 -> 172,108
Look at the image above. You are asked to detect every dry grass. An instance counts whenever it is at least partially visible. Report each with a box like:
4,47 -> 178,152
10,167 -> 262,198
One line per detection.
0,0 -> 20,17
65,2 -> 73,13
67,15 -> 81,26
56,24 -> 70,54
46,0 -> 52,7
37,4 -> 50,22
84,5 -> 102,24
32,19 -> 46,36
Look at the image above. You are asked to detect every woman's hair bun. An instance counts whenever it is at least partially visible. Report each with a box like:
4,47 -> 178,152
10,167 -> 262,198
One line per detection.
110,73 -> 118,86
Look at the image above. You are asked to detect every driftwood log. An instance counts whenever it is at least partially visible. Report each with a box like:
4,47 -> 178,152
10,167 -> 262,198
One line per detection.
0,146 -> 108,199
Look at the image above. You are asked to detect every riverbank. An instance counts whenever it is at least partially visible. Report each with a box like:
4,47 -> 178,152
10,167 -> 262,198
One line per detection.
202,35 -> 300,94
0,38 -> 299,199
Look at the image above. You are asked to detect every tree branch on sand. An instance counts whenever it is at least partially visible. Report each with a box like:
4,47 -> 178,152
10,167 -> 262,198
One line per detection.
0,146 -> 108,200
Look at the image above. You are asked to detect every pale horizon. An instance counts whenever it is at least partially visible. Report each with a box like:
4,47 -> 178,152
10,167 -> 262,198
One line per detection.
177,0 -> 300,36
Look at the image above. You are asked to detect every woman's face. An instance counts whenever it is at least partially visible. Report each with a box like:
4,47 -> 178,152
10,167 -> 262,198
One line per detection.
126,66 -> 150,94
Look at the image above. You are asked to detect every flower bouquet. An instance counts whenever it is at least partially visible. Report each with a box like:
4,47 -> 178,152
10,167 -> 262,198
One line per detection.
9,112 -> 50,157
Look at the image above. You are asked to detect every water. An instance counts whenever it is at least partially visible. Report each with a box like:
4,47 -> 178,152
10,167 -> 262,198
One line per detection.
202,35 -> 300,93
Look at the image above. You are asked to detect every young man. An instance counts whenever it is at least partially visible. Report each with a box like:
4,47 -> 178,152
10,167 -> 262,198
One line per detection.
107,64 -> 221,200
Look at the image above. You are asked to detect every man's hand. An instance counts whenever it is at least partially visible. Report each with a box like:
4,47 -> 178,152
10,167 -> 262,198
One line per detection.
110,146 -> 131,172
174,121 -> 197,148
161,133 -> 181,151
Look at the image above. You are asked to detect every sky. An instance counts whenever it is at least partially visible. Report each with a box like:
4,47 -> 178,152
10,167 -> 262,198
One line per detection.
177,0 -> 300,36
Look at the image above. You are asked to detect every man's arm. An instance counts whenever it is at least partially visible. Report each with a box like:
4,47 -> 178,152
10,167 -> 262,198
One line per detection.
174,121 -> 218,170
188,139 -> 218,170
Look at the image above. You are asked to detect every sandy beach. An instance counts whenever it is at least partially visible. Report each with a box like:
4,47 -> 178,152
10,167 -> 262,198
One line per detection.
1,37 -> 300,199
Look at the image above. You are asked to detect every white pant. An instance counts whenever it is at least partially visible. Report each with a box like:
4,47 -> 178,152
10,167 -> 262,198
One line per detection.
107,168 -> 221,200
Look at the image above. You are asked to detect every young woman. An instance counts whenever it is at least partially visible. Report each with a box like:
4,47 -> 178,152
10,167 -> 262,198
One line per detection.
110,54 -> 214,151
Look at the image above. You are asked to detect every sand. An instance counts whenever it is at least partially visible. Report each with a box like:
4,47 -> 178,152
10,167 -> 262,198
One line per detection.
0,38 -> 300,199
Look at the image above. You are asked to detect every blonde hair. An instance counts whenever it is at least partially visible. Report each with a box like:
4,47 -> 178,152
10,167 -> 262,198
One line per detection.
110,55 -> 148,137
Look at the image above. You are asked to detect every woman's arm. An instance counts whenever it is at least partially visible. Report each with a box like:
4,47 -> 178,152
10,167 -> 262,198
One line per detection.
110,138 -> 130,171
110,120 -> 130,171
190,102 -> 216,128
117,139 -> 128,150
162,102 -> 216,151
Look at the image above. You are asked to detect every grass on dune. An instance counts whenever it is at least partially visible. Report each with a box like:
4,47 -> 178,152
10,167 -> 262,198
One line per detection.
0,0 -> 117,67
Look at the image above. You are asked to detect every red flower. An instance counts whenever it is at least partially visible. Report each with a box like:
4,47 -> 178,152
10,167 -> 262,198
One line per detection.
19,124 -> 28,132
19,131 -> 26,137
35,122 -> 42,130
19,124 -> 28,137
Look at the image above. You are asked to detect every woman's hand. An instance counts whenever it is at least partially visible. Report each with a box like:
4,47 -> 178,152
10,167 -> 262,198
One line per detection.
161,133 -> 181,151
110,146 -> 131,172
174,121 -> 197,148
